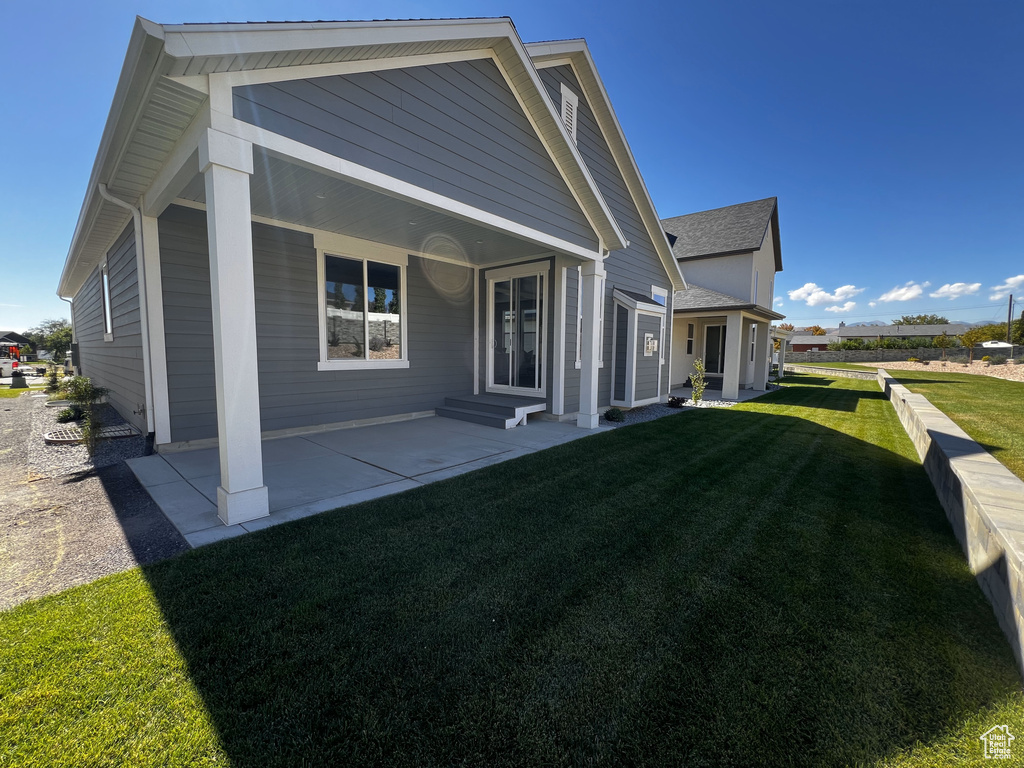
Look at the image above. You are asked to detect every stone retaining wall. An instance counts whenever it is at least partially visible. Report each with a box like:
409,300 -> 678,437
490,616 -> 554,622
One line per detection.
783,364 -> 876,380
878,369 -> 1024,676
787,347 -> 947,364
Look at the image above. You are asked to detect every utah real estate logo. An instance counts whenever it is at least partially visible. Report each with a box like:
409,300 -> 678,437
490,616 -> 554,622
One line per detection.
980,725 -> 1014,760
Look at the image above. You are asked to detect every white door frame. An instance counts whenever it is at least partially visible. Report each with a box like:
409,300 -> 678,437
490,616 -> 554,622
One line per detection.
484,262 -> 549,397
704,323 -> 728,375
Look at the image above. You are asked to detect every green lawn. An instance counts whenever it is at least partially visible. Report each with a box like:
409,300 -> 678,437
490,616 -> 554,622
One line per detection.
885,368 -> 1024,481
0,386 -> 45,398
2,375 -> 1022,767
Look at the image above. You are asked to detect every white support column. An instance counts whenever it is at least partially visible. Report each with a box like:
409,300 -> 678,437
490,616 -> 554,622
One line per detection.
199,128 -> 269,525
552,256 -> 569,415
577,259 -> 606,428
140,214 -> 171,445
753,321 -> 770,391
722,312 -> 743,400
777,335 -> 788,375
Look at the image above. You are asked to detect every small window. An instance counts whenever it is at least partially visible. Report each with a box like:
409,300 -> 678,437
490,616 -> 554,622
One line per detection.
651,286 -> 668,306
750,324 -> 757,362
320,252 -> 406,369
101,263 -> 113,341
560,83 -> 579,144
686,323 -> 694,355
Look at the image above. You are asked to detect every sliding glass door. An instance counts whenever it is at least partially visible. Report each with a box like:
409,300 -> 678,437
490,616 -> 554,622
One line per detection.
488,270 -> 545,395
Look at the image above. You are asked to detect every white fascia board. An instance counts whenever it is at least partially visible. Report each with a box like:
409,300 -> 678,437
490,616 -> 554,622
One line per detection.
612,288 -> 666,314
161,18 -> 515,59
213,112 -> 602,262
527,41 -> 687,292
496,34 -> 627,253
59,18 -> 168,298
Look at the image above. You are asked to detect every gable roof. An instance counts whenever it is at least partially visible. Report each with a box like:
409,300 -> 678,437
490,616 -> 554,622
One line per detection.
662,197 -> 782,271
0,331 -> 31,346
59,17 -> 630,298
526,39 -> 686,291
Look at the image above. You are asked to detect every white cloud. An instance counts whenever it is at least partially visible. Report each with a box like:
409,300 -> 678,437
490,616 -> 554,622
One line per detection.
773,296 -> 784,306
929,282 -> 981,300
990,274 -> 1024,301
787,282 -> 865,307
868,301 -> 877,308
825,302 -> 857,313
877,281 -> 925,302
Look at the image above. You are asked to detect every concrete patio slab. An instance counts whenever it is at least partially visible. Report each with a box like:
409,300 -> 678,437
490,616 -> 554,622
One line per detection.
136,414 -> 621,547
125,455 -> 184,487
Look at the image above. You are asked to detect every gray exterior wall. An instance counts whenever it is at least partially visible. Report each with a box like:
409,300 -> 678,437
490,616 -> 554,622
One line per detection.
233,59 -> 597,251
159,205 -> 474,443
563,265 -> 581,413
539,65 -> 673,406
635,314 -> 663,401
71,224 -> 147,432
613,305 -> 628,402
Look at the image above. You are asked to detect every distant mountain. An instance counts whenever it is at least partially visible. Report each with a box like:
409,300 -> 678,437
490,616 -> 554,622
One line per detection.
846,321 -> 886,327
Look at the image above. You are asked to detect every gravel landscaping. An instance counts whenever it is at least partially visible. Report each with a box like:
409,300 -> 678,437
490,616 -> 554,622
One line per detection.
0,392 -> 187,612
870,359 -> 1024,383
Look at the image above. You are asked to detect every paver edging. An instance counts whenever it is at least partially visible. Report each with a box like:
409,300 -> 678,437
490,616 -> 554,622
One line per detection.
878,368 -> 1024,677
783,364 -> 877,380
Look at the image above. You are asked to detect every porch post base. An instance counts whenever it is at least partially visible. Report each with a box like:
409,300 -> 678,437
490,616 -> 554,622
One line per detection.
577,411 -> 600,429
217,485 -> 270,526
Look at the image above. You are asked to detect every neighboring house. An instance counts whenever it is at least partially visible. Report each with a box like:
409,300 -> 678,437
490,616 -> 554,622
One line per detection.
662,198 -> 785,398
0,331 -> 31,358
788,334 -> 839,352
56,17 -> 685,525
834,322 -> 971,342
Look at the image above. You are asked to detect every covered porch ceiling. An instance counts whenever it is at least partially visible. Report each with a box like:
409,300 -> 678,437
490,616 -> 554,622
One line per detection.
175,146 -> 559,266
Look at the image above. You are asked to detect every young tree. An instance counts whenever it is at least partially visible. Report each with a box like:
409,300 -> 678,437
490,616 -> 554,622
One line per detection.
808,325 -> 827,336
960,324 -> 1007,347
778,323 -> 795,331
892,314 -> 949,325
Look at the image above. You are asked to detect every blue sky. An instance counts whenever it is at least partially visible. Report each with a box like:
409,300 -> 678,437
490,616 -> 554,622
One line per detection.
2,0 -> 1021,332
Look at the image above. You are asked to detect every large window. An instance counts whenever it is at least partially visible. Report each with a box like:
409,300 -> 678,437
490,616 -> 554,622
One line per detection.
318,251 -> 407,370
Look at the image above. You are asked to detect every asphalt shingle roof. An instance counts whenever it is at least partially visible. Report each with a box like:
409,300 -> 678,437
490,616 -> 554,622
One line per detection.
788,334 -> 839,345
662,198 -> 777,260
835,323 -> 971,338
672,284 -> 750,312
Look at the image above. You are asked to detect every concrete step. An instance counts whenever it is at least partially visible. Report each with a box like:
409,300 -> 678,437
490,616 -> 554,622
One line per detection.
436,406 -> 518,430
444,396 -> 521,417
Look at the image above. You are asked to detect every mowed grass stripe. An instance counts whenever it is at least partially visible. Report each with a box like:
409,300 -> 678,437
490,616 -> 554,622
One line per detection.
1,374 -> 1021,767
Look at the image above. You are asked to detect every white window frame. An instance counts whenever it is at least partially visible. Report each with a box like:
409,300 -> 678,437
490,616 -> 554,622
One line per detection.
574,266 -> 604,370
315,234 -> 409,371
686,322 -> 695,355
560,82 -> 579,144
651,285 -> 669,307
101,262 -> 114,342
750,323 -> 757,362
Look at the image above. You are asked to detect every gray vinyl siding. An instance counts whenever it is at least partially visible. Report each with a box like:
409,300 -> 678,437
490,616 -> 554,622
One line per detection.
71,224 -> 147,432
563,266 -> 581,413
613,305 -> 628,402
539,66 -> 674,404
159,205 -> 475,443
635,314 -> 662,401
234,59 -> 597,251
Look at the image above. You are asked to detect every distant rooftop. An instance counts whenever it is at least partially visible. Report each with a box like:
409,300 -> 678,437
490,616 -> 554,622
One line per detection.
835,323 -> 971,338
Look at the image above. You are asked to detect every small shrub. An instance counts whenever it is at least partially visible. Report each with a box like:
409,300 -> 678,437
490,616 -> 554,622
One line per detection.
46,364 -> 60,393
667,396 -> 686,408
604,407 -> 625,422
990,355 -> 1007,365
691,358 -> 707,403
907,357 -> 921,363
56,406 -> 84,423
982,355 -> 991,363
368,336 -> 386,352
